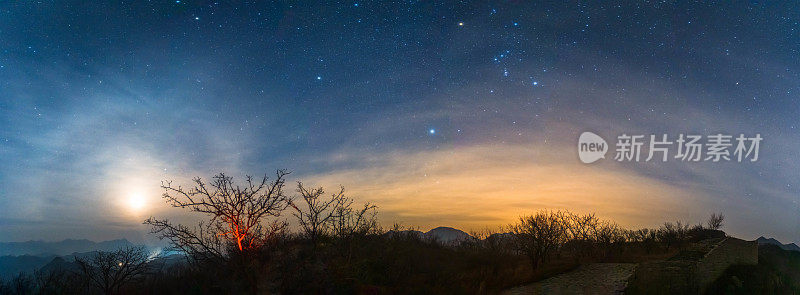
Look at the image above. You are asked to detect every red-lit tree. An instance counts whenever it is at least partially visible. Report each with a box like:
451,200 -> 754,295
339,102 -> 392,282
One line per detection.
145,170 -> 290,258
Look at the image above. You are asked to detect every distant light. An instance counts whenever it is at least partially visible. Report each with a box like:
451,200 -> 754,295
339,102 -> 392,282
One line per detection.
194,16 -> 199,20
458,22 -> 464,26
354,3 -> 358,6
316,76 -> 322,80
513,22 -> 519,26
429,129 -> 436,135
532,81 -> 538,86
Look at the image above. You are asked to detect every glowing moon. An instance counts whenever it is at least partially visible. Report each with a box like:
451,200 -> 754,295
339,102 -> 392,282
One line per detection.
127,193 -> 146,212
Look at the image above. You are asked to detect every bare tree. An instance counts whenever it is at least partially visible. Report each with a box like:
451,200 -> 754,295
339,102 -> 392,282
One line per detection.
559,212 -> 599,259
706,212 -> 725,230
593,221 -> 623,246
332,201 -> 378,265
510,211 -> 566,270
75,247 -> 150,295
291,183 -> 350,248
145,170 -> 290,257
593,221 -> 625,257
565,212 -> 599,242
143,219 -> 228,261
332,202 -> 378,238
658,221 -> 690,250
627,228 -> 657,253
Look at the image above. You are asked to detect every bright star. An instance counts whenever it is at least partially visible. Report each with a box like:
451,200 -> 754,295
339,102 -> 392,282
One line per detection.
428,129 -> 436,135
316,76 -> 322,80
458,22 -> 464,26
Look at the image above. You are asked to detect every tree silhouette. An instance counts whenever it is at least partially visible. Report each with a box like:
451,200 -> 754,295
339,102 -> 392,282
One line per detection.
291,181 -> 353,249
510,211 -> 566,270
145,170 -> 291,258
75,247 -> 150,295
706,212 -> 725,230
331,201 -> 378,238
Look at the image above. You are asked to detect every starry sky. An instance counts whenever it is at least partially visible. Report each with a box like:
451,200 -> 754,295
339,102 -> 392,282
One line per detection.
1,1 -> 799,244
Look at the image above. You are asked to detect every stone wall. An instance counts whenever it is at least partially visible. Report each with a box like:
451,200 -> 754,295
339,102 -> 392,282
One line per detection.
625,237 -> 758,294
625,260 -> 694,294
693,237 -> 758,294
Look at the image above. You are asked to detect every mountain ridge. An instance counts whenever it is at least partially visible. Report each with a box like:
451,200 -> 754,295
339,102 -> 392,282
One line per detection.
0,238 -> 135,256
424,226 -> 473,245
756,236 -> 800,252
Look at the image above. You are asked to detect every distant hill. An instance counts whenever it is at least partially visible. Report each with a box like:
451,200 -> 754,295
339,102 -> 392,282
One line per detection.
0,238 -> 134,256
382,227 -> 475,245
0,240 -> 175,280
0,238 -> 143,279
756,236 -> 800,252
0,255 -> 56,279
423,227 -> 474,245
38,256 -> 80,275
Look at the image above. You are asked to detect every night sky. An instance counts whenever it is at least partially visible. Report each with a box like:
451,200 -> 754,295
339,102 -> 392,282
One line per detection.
1,1 -> 799,244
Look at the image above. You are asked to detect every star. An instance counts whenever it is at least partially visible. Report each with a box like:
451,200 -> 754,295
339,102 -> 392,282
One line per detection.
458,22 -> 464,26
428,128 -> 436,135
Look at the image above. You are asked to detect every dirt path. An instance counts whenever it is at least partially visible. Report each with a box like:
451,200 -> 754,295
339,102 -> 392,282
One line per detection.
503,263 -> 637,295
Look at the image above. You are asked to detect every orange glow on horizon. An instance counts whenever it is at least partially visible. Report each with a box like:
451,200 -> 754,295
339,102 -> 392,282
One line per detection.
303,142 -> 725,233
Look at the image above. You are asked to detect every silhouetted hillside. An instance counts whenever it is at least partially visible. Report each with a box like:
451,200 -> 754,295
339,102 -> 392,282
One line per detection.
38,256 -> 80,275
1,210 -> 789,295
756,236 -> 800,252
0,255 -> 55,279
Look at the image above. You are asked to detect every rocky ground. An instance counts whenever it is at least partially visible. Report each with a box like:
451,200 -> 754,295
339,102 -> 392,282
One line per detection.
503,263 -> 638,295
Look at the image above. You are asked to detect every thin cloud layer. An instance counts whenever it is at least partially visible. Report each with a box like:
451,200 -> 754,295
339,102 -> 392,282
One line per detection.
302,143 -> 729,235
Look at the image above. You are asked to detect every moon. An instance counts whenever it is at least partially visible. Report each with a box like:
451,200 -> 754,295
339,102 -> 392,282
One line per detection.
127,192 -> 146,212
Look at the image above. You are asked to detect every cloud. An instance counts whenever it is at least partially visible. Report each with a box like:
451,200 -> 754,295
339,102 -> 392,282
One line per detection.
301,142 -> 721,233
